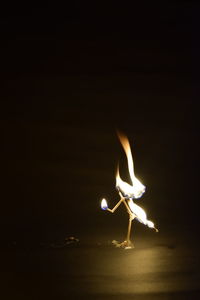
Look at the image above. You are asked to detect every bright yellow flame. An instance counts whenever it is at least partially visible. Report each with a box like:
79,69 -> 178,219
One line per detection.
128,199 -> 146,220
116,167 -> 139,197
116,132 -> 145,199
117,131 -> 135,184
128,199 -> 155,229
101,198 -> 108,210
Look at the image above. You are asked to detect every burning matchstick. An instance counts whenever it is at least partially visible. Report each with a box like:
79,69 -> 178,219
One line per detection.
101,132 -> 158,249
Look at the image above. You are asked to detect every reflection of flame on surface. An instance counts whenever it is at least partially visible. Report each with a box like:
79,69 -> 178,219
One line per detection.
116,132 -> 145,199
101,198 -> 108,210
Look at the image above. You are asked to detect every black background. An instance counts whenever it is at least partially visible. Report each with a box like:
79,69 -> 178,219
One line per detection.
0,2 -> 199,298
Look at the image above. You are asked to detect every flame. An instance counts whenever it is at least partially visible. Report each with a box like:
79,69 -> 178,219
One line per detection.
128,199 -> 156,230
117,131 -> 135,184
116,132 -> 145,199
101,198 -> 108,210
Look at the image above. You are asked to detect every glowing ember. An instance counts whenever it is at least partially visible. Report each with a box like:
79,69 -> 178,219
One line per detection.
101,131 -> 158,249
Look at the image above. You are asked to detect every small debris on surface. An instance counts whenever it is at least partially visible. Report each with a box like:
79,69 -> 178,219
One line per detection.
112,240 -> 134,250
112,240 -> 120,247
50,236 -> 79,249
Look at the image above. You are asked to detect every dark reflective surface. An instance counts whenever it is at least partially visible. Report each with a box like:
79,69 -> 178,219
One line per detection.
1,229 -> 200,299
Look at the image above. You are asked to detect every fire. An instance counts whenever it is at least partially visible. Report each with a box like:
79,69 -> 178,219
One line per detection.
116,132 -> 145,199
101,198 -> 108,210
100,131 -> 158,249
128,199 -> 158,231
